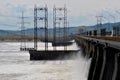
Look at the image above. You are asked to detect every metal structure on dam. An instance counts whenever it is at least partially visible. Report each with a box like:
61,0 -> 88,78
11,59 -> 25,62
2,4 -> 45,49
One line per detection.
27,5 -> 78,60
75,36 -> 120,80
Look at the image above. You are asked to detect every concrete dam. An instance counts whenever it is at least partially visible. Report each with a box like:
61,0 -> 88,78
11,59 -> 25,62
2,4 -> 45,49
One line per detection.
75,35 -> 120,80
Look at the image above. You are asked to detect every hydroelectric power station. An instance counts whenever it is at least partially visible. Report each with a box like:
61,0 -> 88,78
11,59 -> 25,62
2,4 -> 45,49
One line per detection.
19,4 -> 120,80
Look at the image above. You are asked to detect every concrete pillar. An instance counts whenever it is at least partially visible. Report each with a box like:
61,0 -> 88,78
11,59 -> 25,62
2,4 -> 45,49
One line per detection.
100,46 -> 116,80
115,52 -> 120,80
88,43 -> 97,80
92,44 -> 104,80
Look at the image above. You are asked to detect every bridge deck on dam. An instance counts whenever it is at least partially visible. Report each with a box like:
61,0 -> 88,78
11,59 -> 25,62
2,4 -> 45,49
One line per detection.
77,36 -> 120,49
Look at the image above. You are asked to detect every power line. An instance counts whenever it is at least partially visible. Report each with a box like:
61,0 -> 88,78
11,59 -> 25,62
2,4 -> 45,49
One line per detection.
102,10 -> 116,23
0,23 -> 17,27
116,10 -> 120,15
0,14 -> 33,18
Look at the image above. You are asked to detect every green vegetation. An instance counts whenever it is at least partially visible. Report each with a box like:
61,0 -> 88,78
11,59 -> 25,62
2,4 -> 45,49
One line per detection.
0,35 -> 34,42
0,34 -> 72,42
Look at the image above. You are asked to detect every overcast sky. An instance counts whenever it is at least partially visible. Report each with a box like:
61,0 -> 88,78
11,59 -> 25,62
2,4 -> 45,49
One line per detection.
0,0 -> 120,30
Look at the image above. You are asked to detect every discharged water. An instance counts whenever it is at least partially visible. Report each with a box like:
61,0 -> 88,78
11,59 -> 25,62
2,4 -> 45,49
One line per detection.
0,42 -> 91,80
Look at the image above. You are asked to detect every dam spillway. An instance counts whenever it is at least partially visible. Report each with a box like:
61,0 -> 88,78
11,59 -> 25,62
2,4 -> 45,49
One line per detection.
75,35 -> 120,80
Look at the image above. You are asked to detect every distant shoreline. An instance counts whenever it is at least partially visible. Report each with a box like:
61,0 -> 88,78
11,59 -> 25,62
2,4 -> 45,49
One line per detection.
0,34 -> 73,42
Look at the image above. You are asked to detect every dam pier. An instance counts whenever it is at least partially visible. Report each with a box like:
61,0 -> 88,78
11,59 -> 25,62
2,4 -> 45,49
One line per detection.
75,36 -> 120,80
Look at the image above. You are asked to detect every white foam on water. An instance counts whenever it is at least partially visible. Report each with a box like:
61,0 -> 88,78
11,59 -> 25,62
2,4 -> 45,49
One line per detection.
73,52 -> 91,80
0,42 -> 91,80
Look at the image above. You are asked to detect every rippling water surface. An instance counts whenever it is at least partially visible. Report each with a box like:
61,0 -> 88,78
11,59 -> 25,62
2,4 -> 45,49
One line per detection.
0,42 -> 91,80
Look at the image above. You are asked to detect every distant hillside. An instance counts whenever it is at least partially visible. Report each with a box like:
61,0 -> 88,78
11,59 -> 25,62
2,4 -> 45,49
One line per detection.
0,30 -> 8,35
0,27 -> 79,35
0,22 -> 119,35
82,22 -> 120,31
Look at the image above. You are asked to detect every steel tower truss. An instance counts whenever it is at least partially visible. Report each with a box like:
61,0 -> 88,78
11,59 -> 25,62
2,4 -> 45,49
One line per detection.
53,5 -> 68,50
34,5 -> 48,51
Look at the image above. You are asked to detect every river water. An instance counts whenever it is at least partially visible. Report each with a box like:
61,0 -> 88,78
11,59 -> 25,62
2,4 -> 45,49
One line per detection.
0,41 -> 91,80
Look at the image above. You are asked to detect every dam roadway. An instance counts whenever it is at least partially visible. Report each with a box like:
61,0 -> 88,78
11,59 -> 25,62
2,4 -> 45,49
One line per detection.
75,35 -> 120,80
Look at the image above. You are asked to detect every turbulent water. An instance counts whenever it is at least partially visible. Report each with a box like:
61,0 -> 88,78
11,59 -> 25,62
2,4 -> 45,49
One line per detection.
0,42 -> 91,80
